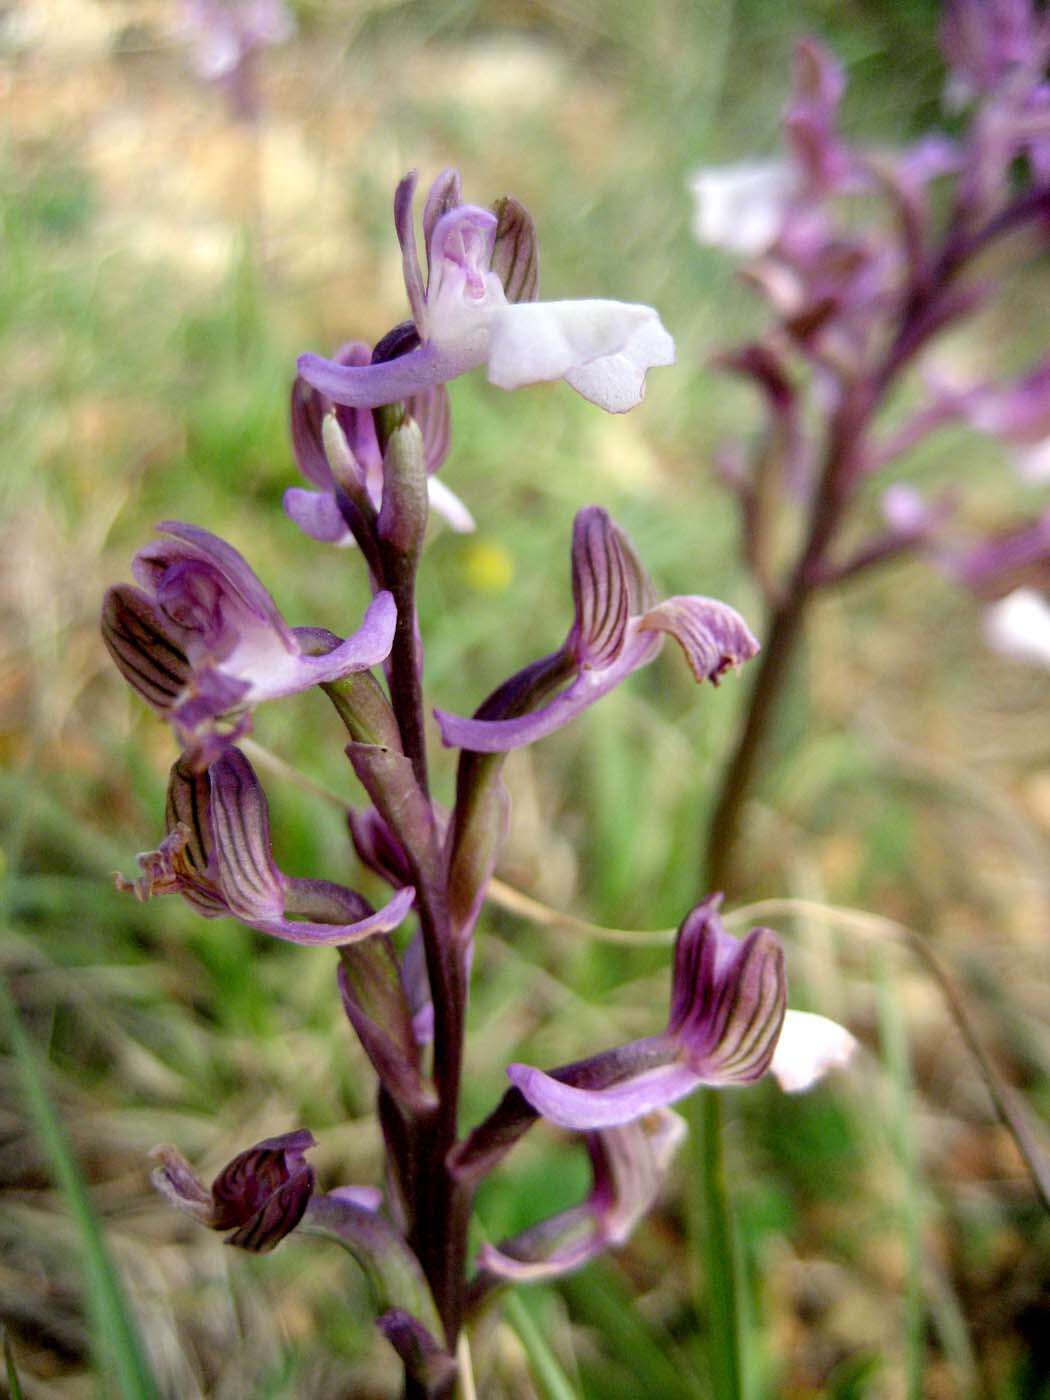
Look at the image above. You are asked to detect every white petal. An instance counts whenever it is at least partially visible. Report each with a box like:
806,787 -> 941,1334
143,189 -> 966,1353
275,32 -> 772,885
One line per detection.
427,476 -> 475,533
486,300 -> 675,413
689,161 -> 797,257
1015,438 -> 1050,484
983,589 -> 1050,668
769,1009 -> 858,1093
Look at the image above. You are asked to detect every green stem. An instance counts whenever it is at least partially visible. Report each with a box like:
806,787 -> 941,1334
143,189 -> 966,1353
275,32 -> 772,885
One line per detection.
696,1091 -> 743,1400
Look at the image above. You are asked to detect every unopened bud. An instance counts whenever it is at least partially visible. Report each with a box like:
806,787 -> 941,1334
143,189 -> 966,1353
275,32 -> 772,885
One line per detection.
378,418 -> 428,562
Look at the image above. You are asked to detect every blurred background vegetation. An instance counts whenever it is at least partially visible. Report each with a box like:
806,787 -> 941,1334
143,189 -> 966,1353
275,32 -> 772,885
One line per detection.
1,0 -> 1048,1395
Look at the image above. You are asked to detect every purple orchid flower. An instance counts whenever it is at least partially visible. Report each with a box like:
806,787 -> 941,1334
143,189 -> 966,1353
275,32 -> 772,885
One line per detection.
101,522 -> 395,762
116,747 -> 414,946
477,1108 -> 685,1284
934,357 -> 1050,482
506,896 -> 856,1131
298,169 -> 675,415
152,1129 -> 316,1253
180,0 -> 293,119
940,0 -> 1041,106
951,509 -> 1050,597
284,342 -> 474,547
784,38 -> 855,194
436,507 -> 759,754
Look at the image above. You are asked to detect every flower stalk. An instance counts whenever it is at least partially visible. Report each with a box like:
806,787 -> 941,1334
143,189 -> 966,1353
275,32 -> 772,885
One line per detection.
106,165 -> 858,1397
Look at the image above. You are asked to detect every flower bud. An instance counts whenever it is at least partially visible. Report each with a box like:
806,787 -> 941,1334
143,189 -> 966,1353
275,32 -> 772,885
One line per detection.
378,418 -> 429,563
152,1130 -> 316,1253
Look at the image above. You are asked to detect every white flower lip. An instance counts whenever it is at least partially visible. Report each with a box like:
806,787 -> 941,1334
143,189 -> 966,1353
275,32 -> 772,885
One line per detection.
983,588 -> 1050,669
769,1009 -> 858,1093
486,299 -> 676,413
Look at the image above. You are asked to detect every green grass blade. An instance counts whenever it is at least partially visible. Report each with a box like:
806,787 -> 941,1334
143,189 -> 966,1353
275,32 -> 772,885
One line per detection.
561,1264 -> 703,1399
876,955 -> 924,1400
0,978 -> 157,1399
503,1290 -> 579,1400
4,1329 -> 26,1400
687,1091 -> 744,1400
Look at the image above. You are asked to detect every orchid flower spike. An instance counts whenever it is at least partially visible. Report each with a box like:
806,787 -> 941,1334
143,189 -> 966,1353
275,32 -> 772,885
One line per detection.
116,748 -> 414,946
436,506 -> 759,753
507,895 -> 858,1130
477,1108 -> 685,1284
180,0 -> 294,119
284,342 -> 474,546
101,522 -> 396,764
152,1129 -> 316,1253
298,169 -> 675,414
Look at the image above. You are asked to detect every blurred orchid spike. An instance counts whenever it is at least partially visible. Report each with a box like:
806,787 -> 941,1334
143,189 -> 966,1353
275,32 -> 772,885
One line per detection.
299,169 -> 675,414
101,522 -> 395,764
436,507 -> 759,753
506,895 -> 856,1130
116,748 -> 414,946
933,357 -> 1050,483
784,38 -> 854,193
951,510 -> 1050,597
180,0 -> 293,120
151,1129 -> 316,1253
939,0 -> 1041,105
477,1108 -> 685,1285
284,341 -> 472,548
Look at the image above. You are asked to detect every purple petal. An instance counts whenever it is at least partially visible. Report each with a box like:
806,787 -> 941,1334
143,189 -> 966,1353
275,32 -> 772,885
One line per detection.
290,374 -> 335,489
593,1108 -> 687,1244
297,342 -> 458,411
491,194 -> 540,303
208,748 -> 286,921
401,932 -> 434,1046
478,1209 -> 600,1283
638,595 -> 760,683
144,522 -> 295,646
422,167 -> 463,259
785,38 -> 853,192
246,885 -> 416,947
150,1144 -> 214,1222
347,807 -> 413,889
329,1185 -> 383,1211
212,1130 -> 317,1252
435,628 -> 661,753
411,383 -> 452,477
669,902 -> 787,1086
282,487 -> 355,545
569,506 -> 631,668
953,511 -> 1050,596
286,590 -> 396,688
101,585 -> 191,713
394,171 -> 426,332
508,1061 -> 703,1130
